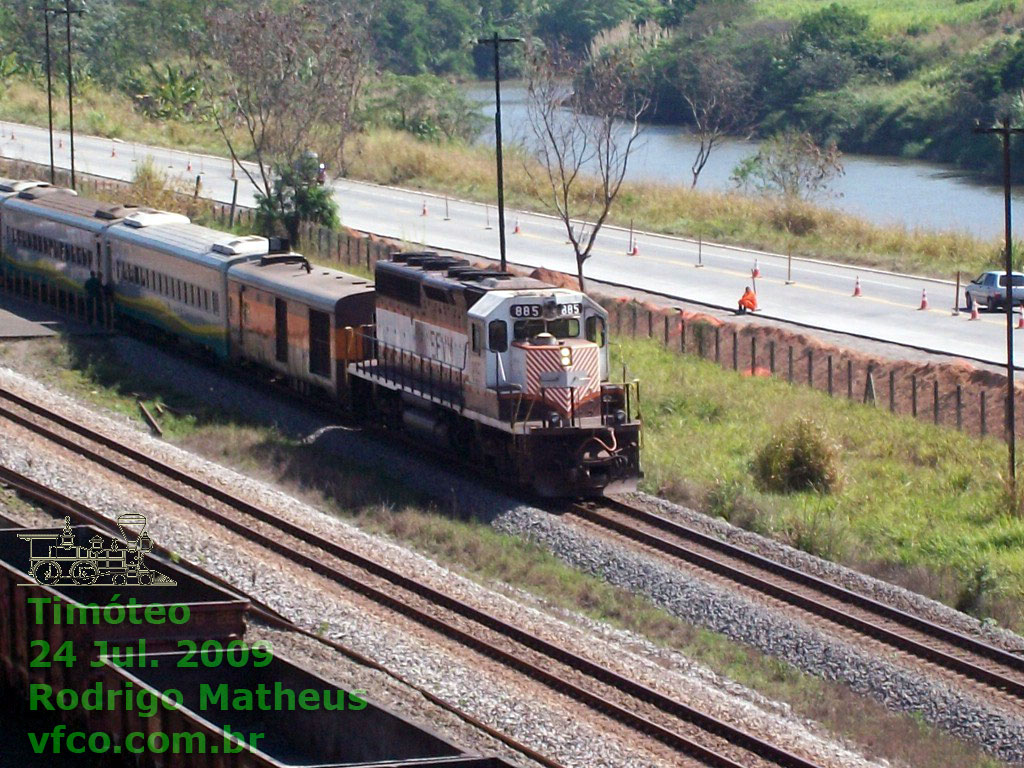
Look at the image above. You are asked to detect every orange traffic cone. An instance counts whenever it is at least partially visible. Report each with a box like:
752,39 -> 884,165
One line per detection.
58,137 -> 63,148
9,131 -> 14,141
852,276 -> 862,297
1017,312 -> 1023,330
969,303 -> 979,320
186,159 -> 192,172
513,218 -> 521,234
752,259 -> 761,278
918,288 -> 929,310
630,242 -> 639,256
421,201 -> 428,217
111,145 -> 117,157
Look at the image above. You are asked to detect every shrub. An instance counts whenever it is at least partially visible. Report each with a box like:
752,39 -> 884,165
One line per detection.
753,418 -> 840,493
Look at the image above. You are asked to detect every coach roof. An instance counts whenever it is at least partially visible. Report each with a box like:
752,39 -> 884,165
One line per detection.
106,220 -> 270,268
229,257 -> 374,314
2,189 -> 132,232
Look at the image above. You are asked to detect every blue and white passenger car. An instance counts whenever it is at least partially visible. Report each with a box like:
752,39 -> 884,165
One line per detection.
104,213 -> 269,358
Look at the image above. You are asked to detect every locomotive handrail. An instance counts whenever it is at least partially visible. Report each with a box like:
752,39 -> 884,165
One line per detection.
349,328 -> 465,411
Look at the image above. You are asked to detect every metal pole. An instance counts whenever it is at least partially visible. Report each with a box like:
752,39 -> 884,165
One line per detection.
44,6 -> 55,184
1003,122 -> 1015,476
493,34 -> 507,270
975,117 -> 1022,488
478,34 -> 522,272
63,0 -> 77,190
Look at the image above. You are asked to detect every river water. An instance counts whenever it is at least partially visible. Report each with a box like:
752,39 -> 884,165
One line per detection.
466,83 -> 1024,239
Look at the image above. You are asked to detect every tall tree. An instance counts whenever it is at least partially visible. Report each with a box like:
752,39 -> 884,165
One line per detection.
525,44 -> 650,292
731,129 -> 844,199
676,52 -> 751,187
193,2 -> 370,206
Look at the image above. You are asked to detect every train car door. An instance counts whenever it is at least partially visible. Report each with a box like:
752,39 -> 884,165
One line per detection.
275,298 -> 288,364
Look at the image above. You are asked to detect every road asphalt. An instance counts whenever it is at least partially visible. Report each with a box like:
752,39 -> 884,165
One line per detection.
2,118 -> 1022,368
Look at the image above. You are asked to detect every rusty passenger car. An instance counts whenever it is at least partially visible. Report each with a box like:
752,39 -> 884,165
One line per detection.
227,255 -> 375,397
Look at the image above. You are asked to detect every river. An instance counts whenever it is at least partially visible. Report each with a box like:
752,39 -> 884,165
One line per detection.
466,83 -> 1024,239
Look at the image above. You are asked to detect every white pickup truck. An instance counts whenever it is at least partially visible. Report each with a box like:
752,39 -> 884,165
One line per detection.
965,271 -> 1024,311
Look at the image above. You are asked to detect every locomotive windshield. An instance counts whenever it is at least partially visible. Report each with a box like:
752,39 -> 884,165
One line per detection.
514,317 -> 580,341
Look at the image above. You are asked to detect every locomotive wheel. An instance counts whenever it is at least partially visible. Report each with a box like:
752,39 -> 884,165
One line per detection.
33,560 -> 62,584
70,560 -> 99,585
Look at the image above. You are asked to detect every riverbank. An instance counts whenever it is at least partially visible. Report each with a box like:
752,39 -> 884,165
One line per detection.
0,77 -> 1005,277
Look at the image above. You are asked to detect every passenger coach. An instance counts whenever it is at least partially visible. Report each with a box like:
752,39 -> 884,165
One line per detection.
104,213 -> 270,358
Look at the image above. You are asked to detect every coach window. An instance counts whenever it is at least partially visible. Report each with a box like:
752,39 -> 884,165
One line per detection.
585,315 -> 606,347
488,320 -> 507,352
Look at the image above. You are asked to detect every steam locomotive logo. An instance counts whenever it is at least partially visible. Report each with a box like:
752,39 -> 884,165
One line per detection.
17,513 -> 176,587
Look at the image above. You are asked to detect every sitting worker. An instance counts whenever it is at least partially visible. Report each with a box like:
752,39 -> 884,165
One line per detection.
737,286 -> 758,315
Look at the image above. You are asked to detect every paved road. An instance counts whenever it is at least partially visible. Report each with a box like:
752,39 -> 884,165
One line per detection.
2,119 -> 1022,368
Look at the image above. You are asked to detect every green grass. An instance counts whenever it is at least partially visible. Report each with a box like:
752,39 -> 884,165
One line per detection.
752,0 -> 1021,33
618,336 -> 1024,630
0,333 -> 1007,767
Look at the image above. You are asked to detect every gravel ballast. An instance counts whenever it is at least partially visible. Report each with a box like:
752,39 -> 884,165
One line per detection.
492,505 -> 1024,764
0,360 -> 888,768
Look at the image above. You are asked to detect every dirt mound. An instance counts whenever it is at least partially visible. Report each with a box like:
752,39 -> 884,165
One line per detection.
530,267 -> 581,290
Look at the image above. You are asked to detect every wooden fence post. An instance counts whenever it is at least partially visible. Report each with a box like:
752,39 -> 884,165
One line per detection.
732,330 -> 738,370
750,336 -> 756,375
911,375 -> 917,417
827,355 -> 833,396
715,327 -> 720,363
956,385 -> 963,431
648,310 -> 654,338
631,304 -> 638,337
847,359 -> 853,399
788,346 -> 793,383
981,391 -> 987,437
769,341 -> 776,375
864,366 -> 877,405
807,349 -> 813,386
889,370 -> 895,412
681,318 -> 686,353
933,380 -> 940,425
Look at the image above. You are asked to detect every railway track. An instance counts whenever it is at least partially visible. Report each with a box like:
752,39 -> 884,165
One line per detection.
569,498 -> 1024,704
0,386 -> 825,768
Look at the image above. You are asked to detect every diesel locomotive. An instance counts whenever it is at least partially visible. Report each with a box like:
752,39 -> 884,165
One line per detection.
0,180 -> 642,496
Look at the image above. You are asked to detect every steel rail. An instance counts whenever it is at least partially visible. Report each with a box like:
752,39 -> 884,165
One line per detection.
0,465 -> 566,768
572,499 -> 1024,699
0,390 -> 823,768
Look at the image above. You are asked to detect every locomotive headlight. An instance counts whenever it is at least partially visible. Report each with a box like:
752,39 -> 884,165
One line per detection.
559,347 -> 572,367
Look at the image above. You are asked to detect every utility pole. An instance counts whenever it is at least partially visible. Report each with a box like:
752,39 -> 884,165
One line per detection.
43,5 -> 55,184
975,117 -> 1024,491
477,33 -> 522,272
50,0 -> 83,190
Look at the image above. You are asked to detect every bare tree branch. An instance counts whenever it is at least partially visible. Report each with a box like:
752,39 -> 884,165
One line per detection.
676,53 -> 752,188
525,43 -> 650,292
191,1 -> 371,203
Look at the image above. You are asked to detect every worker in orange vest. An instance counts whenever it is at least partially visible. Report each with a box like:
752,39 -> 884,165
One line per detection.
737,286 -> 758,314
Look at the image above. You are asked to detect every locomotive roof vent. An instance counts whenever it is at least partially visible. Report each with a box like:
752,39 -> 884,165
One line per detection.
392,250 -> 439,264
0,179 -> 50,194
18,186 -> 76,199
95,205 -> 139,220
212,234 -> 270,256
122,210 -> 189,227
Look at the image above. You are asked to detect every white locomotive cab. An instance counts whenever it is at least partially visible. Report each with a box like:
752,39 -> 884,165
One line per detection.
467,290 -> 609,391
